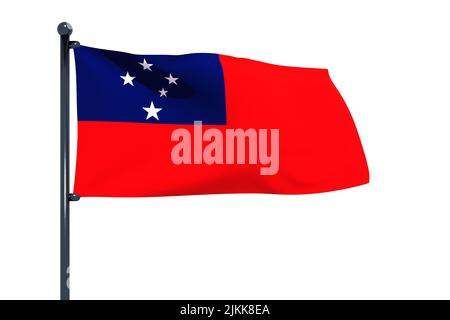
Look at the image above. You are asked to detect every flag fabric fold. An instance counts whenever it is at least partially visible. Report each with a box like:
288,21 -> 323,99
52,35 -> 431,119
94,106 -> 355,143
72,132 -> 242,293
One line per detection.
73,45 -> 369,197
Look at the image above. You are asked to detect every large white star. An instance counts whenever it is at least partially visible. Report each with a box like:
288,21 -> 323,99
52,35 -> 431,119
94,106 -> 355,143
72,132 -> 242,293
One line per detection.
143,101 -> 162,120
165,73 -> 178,85
139,58 -> 153,71
120,72 -> 135,86
158,88 -> 168,97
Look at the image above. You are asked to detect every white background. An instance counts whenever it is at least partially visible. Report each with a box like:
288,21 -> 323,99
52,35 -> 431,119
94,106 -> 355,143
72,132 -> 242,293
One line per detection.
0,0 -> 449,300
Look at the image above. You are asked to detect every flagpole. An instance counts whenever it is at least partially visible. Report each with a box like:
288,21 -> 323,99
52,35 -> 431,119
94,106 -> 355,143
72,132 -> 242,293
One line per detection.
58,22 -> 80,301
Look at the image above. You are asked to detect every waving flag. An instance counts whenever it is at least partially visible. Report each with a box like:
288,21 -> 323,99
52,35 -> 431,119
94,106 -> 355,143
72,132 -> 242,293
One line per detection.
73,45 -> 369,197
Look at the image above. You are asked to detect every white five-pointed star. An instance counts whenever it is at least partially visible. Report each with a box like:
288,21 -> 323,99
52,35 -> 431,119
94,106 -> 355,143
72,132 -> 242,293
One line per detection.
158,88 -> 168,97
143,101 -> 162,120
165,73 -> 178,85
139,58 -> 153,71
120,72 -> 135,86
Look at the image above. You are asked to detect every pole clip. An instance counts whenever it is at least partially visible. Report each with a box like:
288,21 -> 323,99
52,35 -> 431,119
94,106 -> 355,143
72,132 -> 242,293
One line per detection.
69,41 -> 81,49
68,193 -> 81,201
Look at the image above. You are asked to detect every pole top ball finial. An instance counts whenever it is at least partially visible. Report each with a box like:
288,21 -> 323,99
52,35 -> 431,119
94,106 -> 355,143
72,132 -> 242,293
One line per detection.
57,22 -> 73,36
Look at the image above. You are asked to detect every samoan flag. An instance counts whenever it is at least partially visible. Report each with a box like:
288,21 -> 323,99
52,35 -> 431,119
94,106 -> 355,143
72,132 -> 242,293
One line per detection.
73,46 -> 369,197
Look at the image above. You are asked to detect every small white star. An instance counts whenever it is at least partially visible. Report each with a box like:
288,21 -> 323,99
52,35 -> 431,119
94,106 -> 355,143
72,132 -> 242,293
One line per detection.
165,73 -> 178,85
143,101 -> 162,120
120,72 -> 135,86
158,88 -> 168,97
139,58 -> 153,71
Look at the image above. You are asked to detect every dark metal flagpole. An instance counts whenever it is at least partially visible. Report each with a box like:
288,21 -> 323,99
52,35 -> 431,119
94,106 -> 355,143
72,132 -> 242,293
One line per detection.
58,22 -> 80,300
